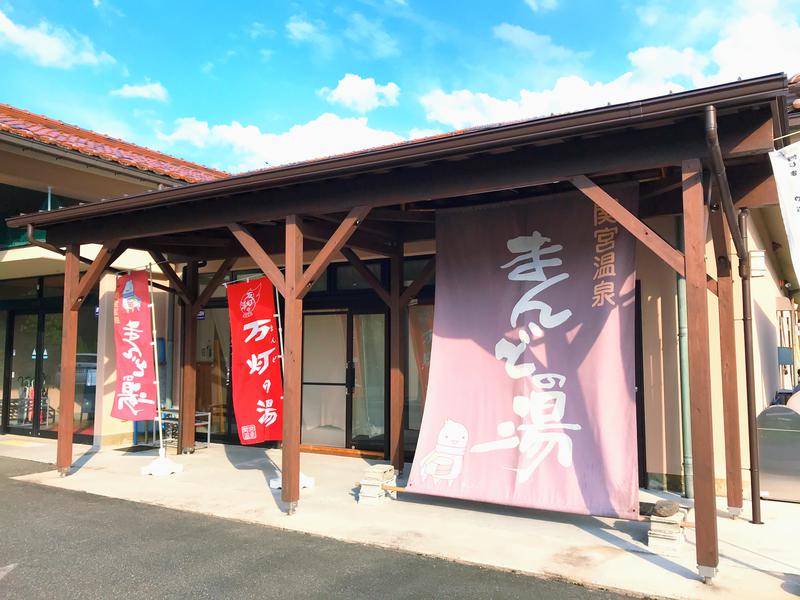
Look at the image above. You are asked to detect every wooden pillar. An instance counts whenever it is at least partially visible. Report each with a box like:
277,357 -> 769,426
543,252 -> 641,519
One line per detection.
389,253 -> 405,472
56,244 -> 80,473
682,159 -> 719,579
282,215 -> 303,509
709,208 -> 744,514
178,261 -> 199,454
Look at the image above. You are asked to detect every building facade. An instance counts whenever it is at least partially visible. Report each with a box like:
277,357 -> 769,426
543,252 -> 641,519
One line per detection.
0,103 -> 226,446
3,75 -> 800,574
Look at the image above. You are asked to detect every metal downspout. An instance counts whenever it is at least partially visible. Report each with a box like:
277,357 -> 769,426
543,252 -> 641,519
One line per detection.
705,105 -> 762,524
738,209 -> 762,524
676,218 -> 694,498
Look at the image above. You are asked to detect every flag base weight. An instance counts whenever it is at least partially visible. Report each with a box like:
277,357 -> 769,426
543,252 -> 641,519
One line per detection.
141,448 -> 184,477
269,472 -> 315,490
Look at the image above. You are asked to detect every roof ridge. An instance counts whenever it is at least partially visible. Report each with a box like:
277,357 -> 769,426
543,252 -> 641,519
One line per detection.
0,102 -> 229,181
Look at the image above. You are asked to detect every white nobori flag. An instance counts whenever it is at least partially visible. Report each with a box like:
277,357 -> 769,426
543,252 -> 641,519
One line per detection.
770,141 -> 800,278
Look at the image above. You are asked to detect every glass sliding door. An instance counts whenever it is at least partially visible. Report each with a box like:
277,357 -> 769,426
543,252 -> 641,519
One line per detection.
195,307 -> 232,437
351,313 -> 385,450
301,312 -> 348,448
8,314 -> 38,432
38,313 -> 60,434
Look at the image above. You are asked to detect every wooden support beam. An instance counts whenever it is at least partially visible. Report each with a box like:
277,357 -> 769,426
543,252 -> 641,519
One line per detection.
731,161 -> 779,208
282,215 -> 303,510
228,223 -> 286,297
571,175 -> 719,296
46,109 -> 777,246
389,253 -> 405,472
298,218 -> 397,256
178,262 -> 199,454
149,251 -> 192,305
57,244 -> 80,473
298,207 -> 371,298
71,240 -> 121,310
192,256 -> 237,315
573,175 -> 686,275
340,247 -> 390,306
369,208 -> 435,223
682,159 -> 719,577
709,207 -> 744,512
400,258 -> 435,306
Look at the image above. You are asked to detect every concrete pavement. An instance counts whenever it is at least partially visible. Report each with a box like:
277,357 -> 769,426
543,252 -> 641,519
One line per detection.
2,435 -> 799,599
0,456 -> 629,600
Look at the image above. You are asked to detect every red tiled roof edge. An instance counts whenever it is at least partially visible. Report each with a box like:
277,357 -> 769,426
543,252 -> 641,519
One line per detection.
0,103 -> 229,183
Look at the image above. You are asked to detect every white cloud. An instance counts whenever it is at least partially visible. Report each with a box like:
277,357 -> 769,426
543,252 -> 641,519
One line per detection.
248,21 -> 270,39
345,13 -> 399,58
493,23 -> 577,62
157,117 -> 211,147
157,113 -> 404,172
422,2 -> 800,129
111,81 -> 168,101
627,46 -> 708,87
0,8 -> 114,68
319,74 -> 400,113
524,0 -> 558,11
286,15 -> 335,56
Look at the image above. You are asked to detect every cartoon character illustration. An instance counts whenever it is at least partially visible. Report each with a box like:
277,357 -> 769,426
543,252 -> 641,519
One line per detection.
240,283 -> 261,319
121,279 -> 142,313
419,419 -> 469,485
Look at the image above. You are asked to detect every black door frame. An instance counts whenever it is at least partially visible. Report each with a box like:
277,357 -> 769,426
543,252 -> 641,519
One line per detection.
0,275 -> 97,443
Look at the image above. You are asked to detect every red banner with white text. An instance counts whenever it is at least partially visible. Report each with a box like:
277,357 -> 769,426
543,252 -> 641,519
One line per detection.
112,271 -> 158,421
227,277 -> 284,444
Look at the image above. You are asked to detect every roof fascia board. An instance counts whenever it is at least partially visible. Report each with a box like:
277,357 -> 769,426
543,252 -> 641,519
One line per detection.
8,74 -> 788,231
0,132 -> 184,190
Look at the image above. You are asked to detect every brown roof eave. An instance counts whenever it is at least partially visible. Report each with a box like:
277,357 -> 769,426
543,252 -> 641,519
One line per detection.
7,72 -> 788,230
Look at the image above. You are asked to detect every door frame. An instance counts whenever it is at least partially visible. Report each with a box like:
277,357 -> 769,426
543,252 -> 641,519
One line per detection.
298,306 -> 390,457
0,275 -> 97,443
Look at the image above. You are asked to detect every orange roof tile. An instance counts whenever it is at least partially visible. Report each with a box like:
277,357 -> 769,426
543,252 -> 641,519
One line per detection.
0,103 -> 228,183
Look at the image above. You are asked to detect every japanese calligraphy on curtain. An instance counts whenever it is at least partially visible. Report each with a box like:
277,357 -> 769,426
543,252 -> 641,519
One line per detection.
406,184 -> 639,518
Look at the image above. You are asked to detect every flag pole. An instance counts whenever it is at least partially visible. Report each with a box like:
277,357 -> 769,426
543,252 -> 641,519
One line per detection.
148,264 -> 165,458
142,265 -> 182,476
274,283 -> 285,376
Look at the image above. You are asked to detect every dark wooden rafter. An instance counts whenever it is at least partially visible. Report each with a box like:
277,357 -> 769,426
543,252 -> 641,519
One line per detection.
682,159 -> 719,574
149,250 -> 192,305
192,256 -> 237,315
297,207 -> 372,298
71,239 -> 122,310
369,208 -> 435,223
227,223 -> 286,296
41,108 -> 776,247
709,206 -> 744,511
299,216 -> 397,256
340,247 -> 390,306
570,175 -> 719,296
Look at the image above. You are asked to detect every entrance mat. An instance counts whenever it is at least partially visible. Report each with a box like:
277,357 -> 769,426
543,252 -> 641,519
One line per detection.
114,445 -> 157,454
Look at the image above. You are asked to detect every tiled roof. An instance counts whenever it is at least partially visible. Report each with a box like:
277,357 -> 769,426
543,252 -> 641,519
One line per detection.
0,103 -> 228,183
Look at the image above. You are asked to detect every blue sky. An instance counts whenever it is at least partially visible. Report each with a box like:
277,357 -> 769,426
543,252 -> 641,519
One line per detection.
1,0 -> 799,173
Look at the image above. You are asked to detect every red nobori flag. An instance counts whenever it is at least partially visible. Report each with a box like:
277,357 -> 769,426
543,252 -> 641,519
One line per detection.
227,277 -> 284,444
112,271 -> 158,421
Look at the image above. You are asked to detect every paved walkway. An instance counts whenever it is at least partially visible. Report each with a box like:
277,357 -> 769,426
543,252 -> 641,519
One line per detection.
0,456 -> 630,600
1,434 -> 798,599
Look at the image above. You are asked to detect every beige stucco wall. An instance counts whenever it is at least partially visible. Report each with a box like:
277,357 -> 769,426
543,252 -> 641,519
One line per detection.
639,208 -> 792,498
637,216 -> 683,486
